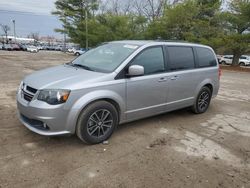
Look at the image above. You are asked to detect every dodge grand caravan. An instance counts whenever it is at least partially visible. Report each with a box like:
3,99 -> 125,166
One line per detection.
17,40 -> 220,144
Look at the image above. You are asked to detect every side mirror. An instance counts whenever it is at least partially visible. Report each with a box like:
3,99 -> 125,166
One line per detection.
127,65 -> 144,77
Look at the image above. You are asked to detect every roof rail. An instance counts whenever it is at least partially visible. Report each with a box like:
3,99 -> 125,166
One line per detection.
154,39 -> 188,43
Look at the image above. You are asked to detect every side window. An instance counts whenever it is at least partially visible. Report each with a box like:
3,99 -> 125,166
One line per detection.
167,46 -> 195,71
131,47 -> 165,75
196,47 -> 217,67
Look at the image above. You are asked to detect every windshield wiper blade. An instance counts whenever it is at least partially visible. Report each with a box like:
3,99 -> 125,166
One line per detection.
65,61 -> 73,66
72,64 -> 94,71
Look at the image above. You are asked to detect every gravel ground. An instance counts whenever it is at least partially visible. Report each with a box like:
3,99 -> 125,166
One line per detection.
0,50 -> 250,188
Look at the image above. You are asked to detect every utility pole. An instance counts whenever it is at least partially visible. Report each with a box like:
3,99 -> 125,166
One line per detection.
11,19 -> 16,43
85,8 -> 88,49
63,32 -> 66,53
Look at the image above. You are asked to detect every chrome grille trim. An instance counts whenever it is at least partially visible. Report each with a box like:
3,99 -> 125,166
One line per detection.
21,83 -> 37,102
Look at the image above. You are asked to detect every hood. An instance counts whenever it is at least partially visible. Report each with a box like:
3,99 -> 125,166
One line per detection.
23,65 -> 107,90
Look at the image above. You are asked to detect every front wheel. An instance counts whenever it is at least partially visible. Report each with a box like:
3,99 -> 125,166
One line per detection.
239,62 -> 245,66
76,101 -> 118,144
221,61 -> 226,65
192,86 -> 212,114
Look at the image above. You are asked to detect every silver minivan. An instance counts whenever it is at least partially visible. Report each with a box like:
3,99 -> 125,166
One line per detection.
17,40 -> 220,144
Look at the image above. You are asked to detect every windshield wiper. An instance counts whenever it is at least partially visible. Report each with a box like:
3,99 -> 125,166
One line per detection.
65,61 -> 73,65
71,63 -> 94,71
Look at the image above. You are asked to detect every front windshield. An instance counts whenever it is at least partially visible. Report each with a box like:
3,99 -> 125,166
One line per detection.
72,43 -> 139,73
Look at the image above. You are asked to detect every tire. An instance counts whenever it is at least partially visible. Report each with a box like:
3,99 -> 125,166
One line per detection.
192,86 -> 212,114
75,52 -> 80,56
76,101 -> 118,144
221,61 -> 226,65
239,62 -> 245,66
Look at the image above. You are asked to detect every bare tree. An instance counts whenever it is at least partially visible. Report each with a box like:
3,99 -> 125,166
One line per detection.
99,0 -> 109,14
121,0 -> 133,15
99,0 -> 171,20
143,0 -> 168,21
100,0 -> 135,15
0,24 -> 10,44
28,32 -> 39,45
104,0 -> 120,15
133,0 -> 169,20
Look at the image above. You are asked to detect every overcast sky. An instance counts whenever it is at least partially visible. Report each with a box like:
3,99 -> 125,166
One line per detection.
0,0 -> 62,38
0,0 -> 56,15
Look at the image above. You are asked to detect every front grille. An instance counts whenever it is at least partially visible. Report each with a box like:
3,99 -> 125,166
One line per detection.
22,84 -> 37,102
23,91 -> 34,102
26,86 -> 37,93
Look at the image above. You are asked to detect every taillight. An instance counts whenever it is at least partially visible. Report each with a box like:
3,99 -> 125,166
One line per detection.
219,66 -> 222,80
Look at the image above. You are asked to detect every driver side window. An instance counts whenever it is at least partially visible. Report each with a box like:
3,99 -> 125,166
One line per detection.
130,46 -> 165,75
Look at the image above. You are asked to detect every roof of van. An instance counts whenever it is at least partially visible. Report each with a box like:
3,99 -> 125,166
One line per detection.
111,40 -> 210,48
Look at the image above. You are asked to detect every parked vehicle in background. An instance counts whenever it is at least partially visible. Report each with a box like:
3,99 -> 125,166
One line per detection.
220,55 -> 250,66
74,48 -> 86,56
2,43 -> 30,51
17,40 -> 220,144
44,46 -> 55,51
19,44 -> 27,51
43,45 -> 49,50
27,46 -> 39,53
220,55 -> 233,65
216,55 -> 223,63
55,46 -> 62,51
12,44 -> 21,51
2,44 -> 14,51
239,56 -> 250,66
67,47 -> 76,53
37,46 -> 44,50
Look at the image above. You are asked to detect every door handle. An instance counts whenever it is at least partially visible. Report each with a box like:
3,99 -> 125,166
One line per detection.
158,77 -> 167,82
170,75 -> 178,80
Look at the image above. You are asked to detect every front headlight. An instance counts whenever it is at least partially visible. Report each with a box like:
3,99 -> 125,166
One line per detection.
37,89 -> 70,105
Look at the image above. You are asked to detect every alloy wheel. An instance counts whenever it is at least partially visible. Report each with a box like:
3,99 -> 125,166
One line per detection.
198,91 -> 210,111
87,109 -> 113,138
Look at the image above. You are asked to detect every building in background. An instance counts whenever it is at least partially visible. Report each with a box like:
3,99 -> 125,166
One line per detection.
0,35 -> 34,44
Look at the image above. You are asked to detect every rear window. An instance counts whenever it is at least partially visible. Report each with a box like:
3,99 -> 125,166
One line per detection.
196,47 -> 217,67
167,46 -> 195,71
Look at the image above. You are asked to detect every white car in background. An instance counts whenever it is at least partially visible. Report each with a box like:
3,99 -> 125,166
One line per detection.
27,46 -> 39,53
220,55 -> 250,66
67,47 -> 76,53
240,56 -> 250,66
73,48 -> 86,56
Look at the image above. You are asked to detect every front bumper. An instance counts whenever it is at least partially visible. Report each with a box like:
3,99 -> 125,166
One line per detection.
16,90 -> 73,136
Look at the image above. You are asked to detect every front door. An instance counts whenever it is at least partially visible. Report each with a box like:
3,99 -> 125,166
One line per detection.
125,46 -> 168,120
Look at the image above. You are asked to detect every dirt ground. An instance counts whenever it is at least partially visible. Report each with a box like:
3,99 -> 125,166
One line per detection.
220,65 -> 250,72
0,51 -> 250,188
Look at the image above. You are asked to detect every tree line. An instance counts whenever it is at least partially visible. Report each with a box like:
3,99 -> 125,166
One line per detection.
53,0 -> 248,65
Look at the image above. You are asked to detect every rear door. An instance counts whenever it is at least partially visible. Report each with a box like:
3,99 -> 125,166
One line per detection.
164,46 -> 198,109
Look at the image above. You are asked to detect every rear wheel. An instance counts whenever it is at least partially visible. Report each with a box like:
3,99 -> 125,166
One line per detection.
192,86 -> 212,114
221,61 -> 226,65
239,62 -> 245,66
76,101 -> 118,144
